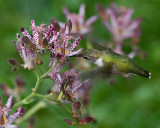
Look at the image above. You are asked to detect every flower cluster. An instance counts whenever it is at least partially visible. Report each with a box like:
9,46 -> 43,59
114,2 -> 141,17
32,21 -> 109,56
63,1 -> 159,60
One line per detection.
0,96 -> 24,128
97,3 -> 141,56
7,3 -> 145,127
64,101 -> 94,125
49,69 -> 94,125
60,4 -> 97,34
11,20 -> 48,69
11,19 -> 83,73
50,69 -> 91,102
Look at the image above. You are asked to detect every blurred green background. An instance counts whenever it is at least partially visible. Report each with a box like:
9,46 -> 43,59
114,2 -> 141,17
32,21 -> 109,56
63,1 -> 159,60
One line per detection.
0,0 -> 160,128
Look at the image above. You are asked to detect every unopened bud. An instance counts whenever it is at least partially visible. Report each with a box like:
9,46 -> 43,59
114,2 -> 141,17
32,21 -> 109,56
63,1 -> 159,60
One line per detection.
8,59 -> 18,66
16,75 -> 25,87
64,119 -> 74,125
54,22 -> 60,32
12,67 -> 17,72
72,101 -> 81,112
79,117 -> 93,125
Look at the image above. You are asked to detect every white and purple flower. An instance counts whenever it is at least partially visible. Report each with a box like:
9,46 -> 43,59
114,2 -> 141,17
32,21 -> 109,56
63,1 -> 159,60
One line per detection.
12,20 -> 50,69
0,96 -> 24,128
48,20 -> 83,82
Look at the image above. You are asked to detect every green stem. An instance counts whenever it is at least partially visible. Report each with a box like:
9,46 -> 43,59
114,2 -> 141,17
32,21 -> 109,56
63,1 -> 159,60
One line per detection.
34,76 -> 40,92
35,94 -> 72,114
57,90 -> 63,100
17,101 -> 46,124
38,66 -> 43,75
40,63 -> 58,79
13,92 -> 35,108
35,93 -> 53,99
47,97 -> 72,114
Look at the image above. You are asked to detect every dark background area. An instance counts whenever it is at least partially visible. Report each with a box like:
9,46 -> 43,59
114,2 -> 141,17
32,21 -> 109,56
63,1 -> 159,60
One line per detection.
0,0 -> 160,128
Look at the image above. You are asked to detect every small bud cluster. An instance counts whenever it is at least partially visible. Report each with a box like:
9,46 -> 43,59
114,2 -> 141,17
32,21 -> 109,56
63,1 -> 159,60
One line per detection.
49,69 -> 94,125
50,69 -> 91,102
64,101 -> 94,125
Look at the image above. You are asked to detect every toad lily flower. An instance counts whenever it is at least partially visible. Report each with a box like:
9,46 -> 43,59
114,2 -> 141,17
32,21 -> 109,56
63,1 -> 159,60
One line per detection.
0,96 -> 24,128
61,4 -> 97,34
97,3 -> 141,54
49,20 -> 83,59
12,33 -> 37,70
48,20 -> 83,81
12,20 -> 49,70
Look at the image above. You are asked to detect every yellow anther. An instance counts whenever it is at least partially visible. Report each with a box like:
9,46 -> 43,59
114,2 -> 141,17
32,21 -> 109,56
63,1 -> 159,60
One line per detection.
37,40 -> 40,44
57,48 -> 61,53
65,50 -> 69,55
3,116 -> 8,123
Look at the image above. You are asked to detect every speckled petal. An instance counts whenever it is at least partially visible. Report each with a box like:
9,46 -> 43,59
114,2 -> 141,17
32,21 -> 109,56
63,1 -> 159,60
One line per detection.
8,107 -> 24,124
4,95 -> 13,110
69,35 -> 83,51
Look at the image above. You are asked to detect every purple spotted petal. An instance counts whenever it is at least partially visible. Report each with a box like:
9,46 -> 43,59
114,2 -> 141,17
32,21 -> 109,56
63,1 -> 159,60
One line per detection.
45,22 -> 54,40
72,79 -> 90,93
4,95 -> 13,110
20,27 -> 31,40
69,35 -> 83,51
69,48 -> 83,56
52,72 -> 62,87
8,107 -> 24,124
4,124 -> 18,128
31,20 -> 39,42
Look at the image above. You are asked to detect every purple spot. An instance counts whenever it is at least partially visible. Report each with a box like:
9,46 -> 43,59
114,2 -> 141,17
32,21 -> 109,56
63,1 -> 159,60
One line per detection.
52,44 -> 54,49
50,53 -> 54,58
19,107 -> 25,116
56,53 -> 64,59
20,27 -> 25,32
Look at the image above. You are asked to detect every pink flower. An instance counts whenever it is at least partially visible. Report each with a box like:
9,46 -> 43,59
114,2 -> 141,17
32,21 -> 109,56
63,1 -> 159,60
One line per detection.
0,96 -> 24,128
97,3 -> 141,55
61,4 -> 97,34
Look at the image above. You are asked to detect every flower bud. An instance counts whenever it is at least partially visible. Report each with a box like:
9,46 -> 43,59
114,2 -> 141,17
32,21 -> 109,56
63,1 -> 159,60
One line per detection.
12,67 -> 17,72
64,119 -> 74,125
8,59 -> 18,66
16,75 -> 25,87
72,101 -> 81,112
79,117 -> 93,125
